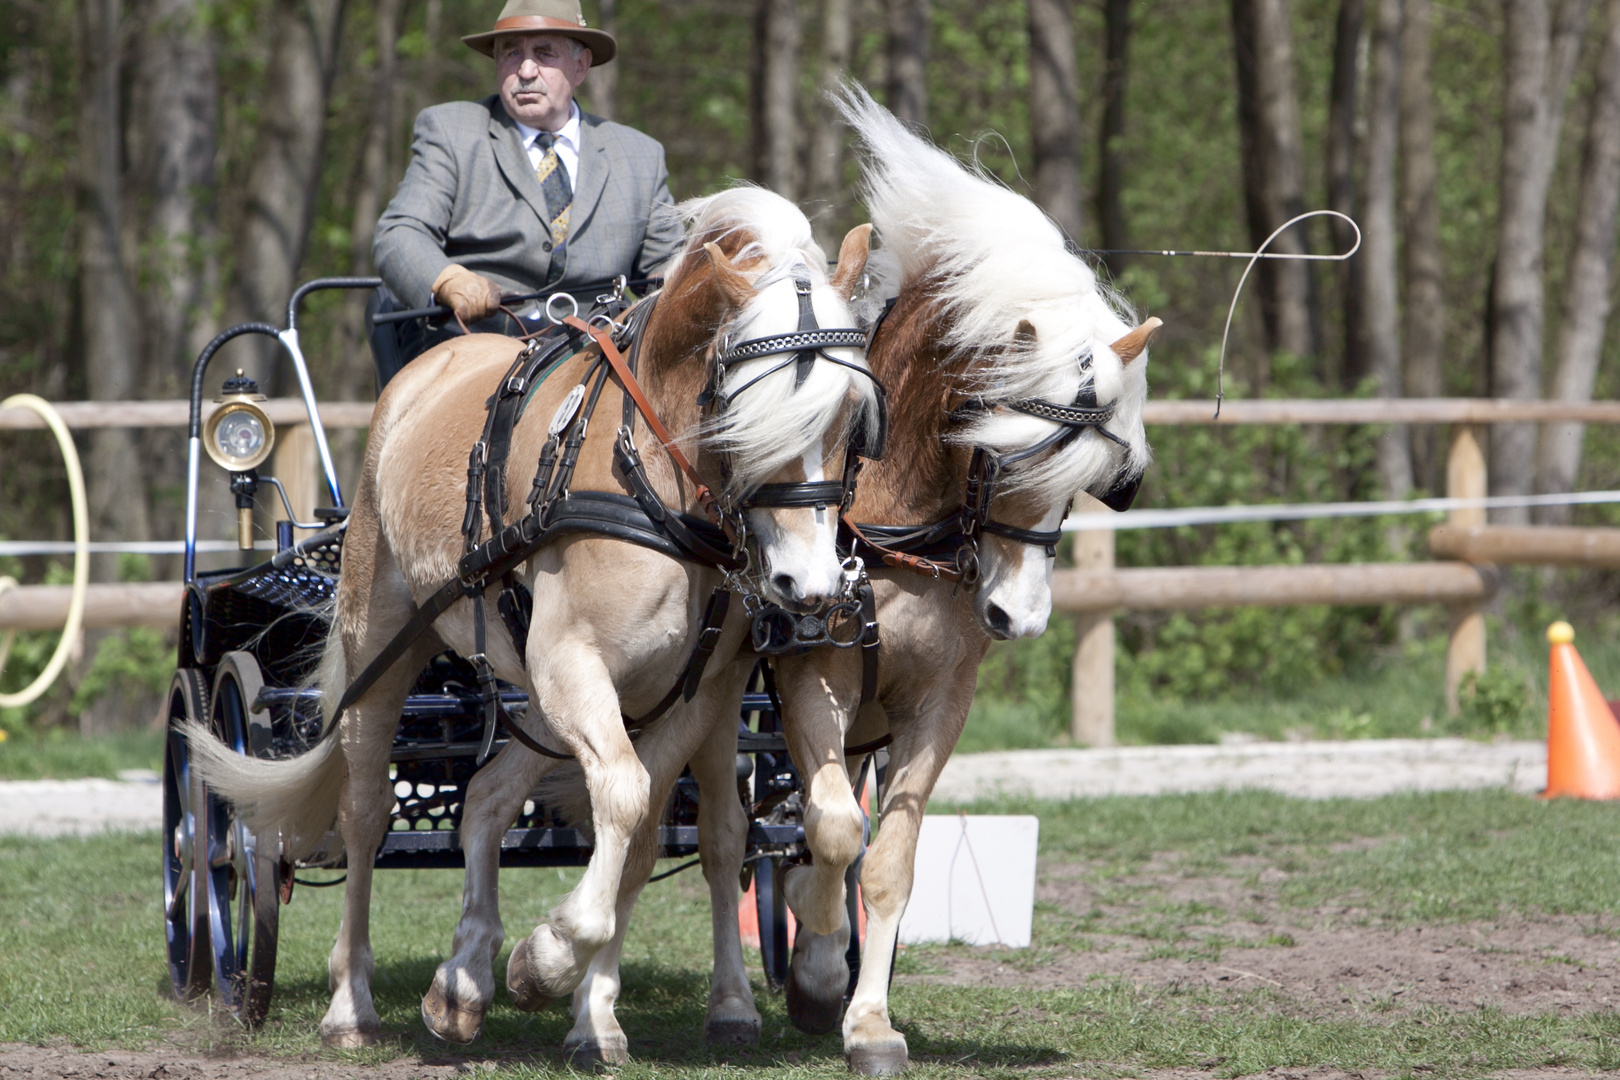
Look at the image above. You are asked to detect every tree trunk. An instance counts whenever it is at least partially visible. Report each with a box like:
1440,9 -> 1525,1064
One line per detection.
1097,0 -> 1131,273
1400,0 -> 1443,490
223,0 -> 347,392
807,0 -> 852,252
1230,0 -> 1318,369
1029,0 -> 1083,246
588,0 -> 617,119
1488,0 -> 1591,521
1360,0 -> 1411,502
751,0 -> 800,199
886,0 -> 930,129
77,0 -> 149,583
1535,0 -> 1620,522
1326,0 -> 1365,389
125,0 -> 218,578
334,0 -> 401,488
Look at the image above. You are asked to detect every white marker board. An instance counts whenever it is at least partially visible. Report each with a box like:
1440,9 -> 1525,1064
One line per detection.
896,814 -> 1038,948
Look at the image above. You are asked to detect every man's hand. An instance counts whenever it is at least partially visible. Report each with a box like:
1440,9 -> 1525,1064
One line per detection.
432,264 -> 503,323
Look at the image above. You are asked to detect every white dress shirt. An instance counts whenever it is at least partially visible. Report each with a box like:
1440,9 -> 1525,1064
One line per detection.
516,101 -> 582,192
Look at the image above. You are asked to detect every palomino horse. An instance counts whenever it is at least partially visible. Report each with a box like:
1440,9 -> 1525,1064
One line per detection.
188,187 -> 882,1048
557,87 -> 1159,1072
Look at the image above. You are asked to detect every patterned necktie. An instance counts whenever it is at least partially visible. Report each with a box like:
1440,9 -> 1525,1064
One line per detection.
534,132 -> 572,246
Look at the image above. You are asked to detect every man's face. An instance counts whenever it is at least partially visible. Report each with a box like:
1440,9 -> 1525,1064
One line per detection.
497,33 -> 591,131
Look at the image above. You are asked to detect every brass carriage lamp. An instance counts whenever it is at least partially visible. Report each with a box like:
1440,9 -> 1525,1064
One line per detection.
203,370 -> 277,550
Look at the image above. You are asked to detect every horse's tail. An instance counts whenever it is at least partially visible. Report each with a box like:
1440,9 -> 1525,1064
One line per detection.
530,760 -> 593,835
183,621 -> 348,862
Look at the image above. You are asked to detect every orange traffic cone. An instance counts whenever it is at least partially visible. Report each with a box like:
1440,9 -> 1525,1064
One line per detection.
1543,621 -> 1620,799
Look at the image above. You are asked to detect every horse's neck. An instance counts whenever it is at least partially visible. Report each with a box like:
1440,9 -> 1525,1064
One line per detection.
852,287 -> 972,526
624,284 -> 721,504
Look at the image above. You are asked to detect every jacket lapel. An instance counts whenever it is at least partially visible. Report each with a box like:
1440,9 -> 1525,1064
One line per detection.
486,96 -> 554,239
570,113 -> 611,238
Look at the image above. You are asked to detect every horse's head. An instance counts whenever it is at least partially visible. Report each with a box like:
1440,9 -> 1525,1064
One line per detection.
836,80 -> 1158,640
955,315 -> 1158,640
672,192 -> 882,611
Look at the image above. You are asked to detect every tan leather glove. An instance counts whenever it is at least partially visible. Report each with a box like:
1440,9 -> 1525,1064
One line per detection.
432,264 -> 503,323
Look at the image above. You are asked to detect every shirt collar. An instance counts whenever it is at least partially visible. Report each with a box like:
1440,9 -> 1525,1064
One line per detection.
516,100 -> 581,150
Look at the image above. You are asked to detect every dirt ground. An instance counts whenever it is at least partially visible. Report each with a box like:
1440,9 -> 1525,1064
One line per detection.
902,855 -> 1620,1020
0,1045 -> 1609,1080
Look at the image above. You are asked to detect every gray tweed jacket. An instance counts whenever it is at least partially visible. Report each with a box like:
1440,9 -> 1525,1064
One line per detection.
373,95 -> 685,306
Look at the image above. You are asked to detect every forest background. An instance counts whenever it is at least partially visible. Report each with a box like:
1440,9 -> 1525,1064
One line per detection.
2,0 -> 1620,747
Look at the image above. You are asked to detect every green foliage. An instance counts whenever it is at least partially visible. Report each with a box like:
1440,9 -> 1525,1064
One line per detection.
66,628 -> 172,717
1455,666 -> 1536,739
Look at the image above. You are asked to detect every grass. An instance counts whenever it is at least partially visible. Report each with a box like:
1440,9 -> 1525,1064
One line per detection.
5,790 -> 1620,1077
947,788 -> 1620,924
0,725 -> 164,780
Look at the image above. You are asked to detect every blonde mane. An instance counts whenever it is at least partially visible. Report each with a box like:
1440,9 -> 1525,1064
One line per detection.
838,84 -> 1151,505
673,187 -> 881,499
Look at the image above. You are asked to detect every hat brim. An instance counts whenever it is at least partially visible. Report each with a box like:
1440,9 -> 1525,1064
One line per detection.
463,17 -> 617,64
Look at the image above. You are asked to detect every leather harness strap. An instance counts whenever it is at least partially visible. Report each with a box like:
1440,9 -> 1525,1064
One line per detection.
564,314 -> 726,529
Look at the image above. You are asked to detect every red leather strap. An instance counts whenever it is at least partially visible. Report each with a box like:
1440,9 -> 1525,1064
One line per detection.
843,518 -> 964,582
565,316 -> 725,527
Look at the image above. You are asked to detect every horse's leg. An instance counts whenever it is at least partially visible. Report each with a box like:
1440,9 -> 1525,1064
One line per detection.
562,810 -> 655,1066
564,663 -> 753,1059
320,553 -> 436,1046
842,663 -> 977,1076
773,651 -> 865,1035
688,691 -> 761,1045
507,642 -> 650,1004
421,731 -> 565,1042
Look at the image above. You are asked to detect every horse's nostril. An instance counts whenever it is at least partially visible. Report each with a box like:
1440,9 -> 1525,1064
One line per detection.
985,603 -> 1012,639
770,573 -> 798,599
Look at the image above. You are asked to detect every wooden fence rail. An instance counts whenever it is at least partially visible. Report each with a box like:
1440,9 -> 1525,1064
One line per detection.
8,397 -> 1620,431
3,398 -> 1616,734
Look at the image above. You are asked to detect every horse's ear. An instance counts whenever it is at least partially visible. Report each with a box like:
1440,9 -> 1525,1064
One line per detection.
1015,318 -> 1038,344
830,224 -> 873,301
1110,317 -> 1163,365
703,242 -> 755,307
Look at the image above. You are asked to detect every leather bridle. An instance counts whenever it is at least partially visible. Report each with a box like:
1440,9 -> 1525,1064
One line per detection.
843,305 -> 1140,584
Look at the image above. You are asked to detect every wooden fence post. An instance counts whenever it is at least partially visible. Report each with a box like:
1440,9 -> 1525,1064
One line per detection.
1445,424 -> 1487,714
272,423 -> 319,535
1071,495 -> 1116,745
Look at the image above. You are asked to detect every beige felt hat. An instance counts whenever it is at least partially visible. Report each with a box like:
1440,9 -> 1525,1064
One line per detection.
462,0 -> 617,64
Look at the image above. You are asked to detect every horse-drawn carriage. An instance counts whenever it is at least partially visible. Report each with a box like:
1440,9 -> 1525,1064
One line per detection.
161,274 -> 855,1027
167,90 -> 1158,1074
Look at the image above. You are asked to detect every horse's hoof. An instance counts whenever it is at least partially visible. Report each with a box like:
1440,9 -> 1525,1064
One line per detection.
505,944 -> 557,1013
421,985 -> 483,1044
564,1037 -> 630,1068
846,1045 -> 909,1075
704,1015 -> 762,1046
785,968 -> 844,1035
320,1022 -> 382,1049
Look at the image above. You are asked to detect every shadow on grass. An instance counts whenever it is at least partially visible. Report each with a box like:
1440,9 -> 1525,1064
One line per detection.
265,956 -> 1068,1071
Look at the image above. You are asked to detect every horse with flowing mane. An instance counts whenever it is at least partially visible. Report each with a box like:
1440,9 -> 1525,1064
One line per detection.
187,186 -> 883,1049
553,85 -> 1161,1073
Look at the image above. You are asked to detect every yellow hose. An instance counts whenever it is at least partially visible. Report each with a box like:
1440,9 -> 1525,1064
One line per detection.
0,394 -> 90,709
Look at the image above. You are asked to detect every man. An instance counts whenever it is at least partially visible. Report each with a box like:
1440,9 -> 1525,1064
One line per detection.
370,0 -> 684,383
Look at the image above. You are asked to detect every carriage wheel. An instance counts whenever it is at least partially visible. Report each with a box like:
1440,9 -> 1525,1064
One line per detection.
208,651 -> 281,1027
162,669 -> 214,1001
754,855 -> 791,990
